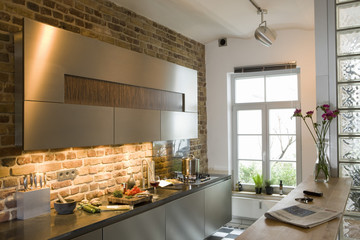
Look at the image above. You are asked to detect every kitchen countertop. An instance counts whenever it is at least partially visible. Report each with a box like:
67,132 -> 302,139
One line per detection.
0,174 -> 231,240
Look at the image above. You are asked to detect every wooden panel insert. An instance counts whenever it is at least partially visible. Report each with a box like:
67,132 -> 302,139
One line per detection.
64,75 -> 184,111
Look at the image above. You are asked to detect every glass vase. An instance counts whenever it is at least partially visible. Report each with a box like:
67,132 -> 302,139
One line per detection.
314,141 -> 330,183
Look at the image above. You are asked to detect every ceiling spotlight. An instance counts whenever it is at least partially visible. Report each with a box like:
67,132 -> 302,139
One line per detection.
250,0 -> 276,47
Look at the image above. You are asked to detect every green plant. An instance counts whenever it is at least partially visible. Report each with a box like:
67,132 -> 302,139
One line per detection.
252,174 -> 263,188
264,179 -> 273,188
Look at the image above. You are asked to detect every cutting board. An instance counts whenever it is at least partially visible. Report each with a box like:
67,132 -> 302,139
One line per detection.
108,195 -> 153,205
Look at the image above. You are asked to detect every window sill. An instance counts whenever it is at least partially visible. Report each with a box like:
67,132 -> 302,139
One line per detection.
232,191 -> 286,201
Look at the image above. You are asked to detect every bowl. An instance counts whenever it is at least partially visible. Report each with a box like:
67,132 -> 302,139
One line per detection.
54,199 -> 76,215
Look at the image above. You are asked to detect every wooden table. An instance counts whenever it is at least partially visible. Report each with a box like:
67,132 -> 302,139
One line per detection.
236,176 -> 352,240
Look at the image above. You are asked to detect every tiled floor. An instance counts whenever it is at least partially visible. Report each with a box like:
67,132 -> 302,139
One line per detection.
204,226 -> 245,240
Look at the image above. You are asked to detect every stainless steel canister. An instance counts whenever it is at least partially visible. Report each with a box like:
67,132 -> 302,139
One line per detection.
182,154 -> 199,180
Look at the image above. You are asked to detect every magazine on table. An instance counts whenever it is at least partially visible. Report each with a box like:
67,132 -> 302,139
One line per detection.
264,204 -> 342,228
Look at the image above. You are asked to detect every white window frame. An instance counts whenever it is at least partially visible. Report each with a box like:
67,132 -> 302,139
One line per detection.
231,68 -> 302,192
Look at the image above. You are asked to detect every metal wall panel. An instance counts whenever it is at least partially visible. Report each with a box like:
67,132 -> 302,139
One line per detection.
161,111 -> 198,140
24,102 -> 113,150
23,19 -> 197,112
115,108 -> 161,144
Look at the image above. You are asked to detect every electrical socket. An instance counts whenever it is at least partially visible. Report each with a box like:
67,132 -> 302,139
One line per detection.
57,169 -> 77,181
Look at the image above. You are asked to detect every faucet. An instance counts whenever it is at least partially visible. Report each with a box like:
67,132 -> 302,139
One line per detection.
141,159 -> 155,189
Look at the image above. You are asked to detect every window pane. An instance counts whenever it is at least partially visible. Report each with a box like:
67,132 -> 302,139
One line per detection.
269,136 -> 296,161
337,56 -> 360,82
338,110 -> 360,135
237,110 -> 262,134
237,136 -> 262,160
337,2 -> 360,30
342,216 -> 360,240
340,163 -> 360,188
339,137 -> 360,162
338,83 -> 360,108
238,160 -> 262,184
337,29 -> 360,56
269,109 -> 296,134
266,74 -> 298,102
345,191 -> 360,214
235,77 -> 264,103
270,161 -> 296,187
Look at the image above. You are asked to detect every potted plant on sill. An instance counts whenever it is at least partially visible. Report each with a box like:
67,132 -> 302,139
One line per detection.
252,174 -> 263,194
264,179 -> 273,195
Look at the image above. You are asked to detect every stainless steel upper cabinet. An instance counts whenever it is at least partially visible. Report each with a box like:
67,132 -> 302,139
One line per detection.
115,108 -> 161,144
24,102 -> 113,150
161,111 -> 198,140
21,19 -> 197,112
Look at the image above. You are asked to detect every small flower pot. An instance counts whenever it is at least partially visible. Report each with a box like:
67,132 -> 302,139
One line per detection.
255,187 -> 262,194
265,186 -> 273,195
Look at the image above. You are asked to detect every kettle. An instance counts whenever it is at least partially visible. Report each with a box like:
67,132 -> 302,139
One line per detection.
182,154 -> 199,180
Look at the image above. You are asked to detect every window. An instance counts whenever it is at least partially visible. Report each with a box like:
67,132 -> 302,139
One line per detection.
232,69 -> 301,190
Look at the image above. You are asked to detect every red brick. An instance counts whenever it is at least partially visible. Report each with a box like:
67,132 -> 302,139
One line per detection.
11,165 -> 35,175
98,181 -> 107,189
90,182 -> 98,191
3,177 -> 17,188
37,162 -> 61,172
84,158 -> 101,166
89,166 -> 98,174
0,211 -> 10,223
70,186 -> 79,195
5,198 -> 16,208
66,152 -> 76,159
77,166 -> 89,176
94,173 -> 111,182
96,149 -> 105,157
45,153 -> 55,161
16,156 -> 30,165
113,163 -> 123,170
73,175 -> 92,185
80,184 -> 89,192
105,148 -> 113,155
0,168 -> 9,177
104,165 -> 113,172
87,149 -> 96,157
76,150 -> 87,158
51,180 -> 72,190
55,153 -> 65,161
0,188 -> 15,199
62,160 -> 82,168
102,157 -> 116,164
31,154 -> 44,163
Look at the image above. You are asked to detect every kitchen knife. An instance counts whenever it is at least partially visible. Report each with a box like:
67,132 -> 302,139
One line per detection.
24,175 -> 27,191
34,174 -> 37,188
30,173 -> 33,189
40,174 -> 43,188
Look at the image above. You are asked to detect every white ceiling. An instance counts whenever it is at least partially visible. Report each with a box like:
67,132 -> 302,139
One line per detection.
110,0 -> 315,44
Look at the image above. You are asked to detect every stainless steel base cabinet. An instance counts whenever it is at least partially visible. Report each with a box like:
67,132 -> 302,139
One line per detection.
103,206 -> 165,240
204,179 -> 232,237
72,229 -> 102,240
165,190 -> 205,240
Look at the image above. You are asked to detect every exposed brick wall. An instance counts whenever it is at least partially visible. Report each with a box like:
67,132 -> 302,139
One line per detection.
0,0 -> 206,222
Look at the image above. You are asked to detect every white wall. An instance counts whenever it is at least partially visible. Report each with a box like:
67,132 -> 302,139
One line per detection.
206,29 -> 316,182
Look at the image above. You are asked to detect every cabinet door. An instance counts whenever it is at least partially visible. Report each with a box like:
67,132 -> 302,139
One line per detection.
103,206 -> 165,240
205,179 -> 232,236
166,190 -> 205,240
72,229 -> 102,240
232,197 -> 262,219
